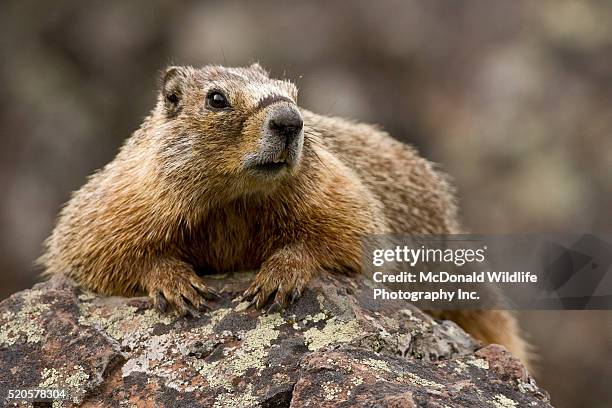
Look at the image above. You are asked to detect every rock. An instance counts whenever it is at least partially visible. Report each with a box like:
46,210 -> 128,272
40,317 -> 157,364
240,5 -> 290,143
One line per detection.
0,273 -> 553,407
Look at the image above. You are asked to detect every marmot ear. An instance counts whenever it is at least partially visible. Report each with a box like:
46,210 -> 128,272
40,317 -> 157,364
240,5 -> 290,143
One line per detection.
249,62 -> 268,77
161,66 -> 186,116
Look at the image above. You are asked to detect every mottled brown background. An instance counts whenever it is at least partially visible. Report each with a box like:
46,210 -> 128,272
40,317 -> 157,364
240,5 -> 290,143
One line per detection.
1,1 -> 611,407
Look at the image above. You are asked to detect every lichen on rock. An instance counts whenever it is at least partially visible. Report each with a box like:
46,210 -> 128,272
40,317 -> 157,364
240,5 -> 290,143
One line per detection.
303,317 -> 361,351
0,273 -> 553,407
0,290 -> 52,346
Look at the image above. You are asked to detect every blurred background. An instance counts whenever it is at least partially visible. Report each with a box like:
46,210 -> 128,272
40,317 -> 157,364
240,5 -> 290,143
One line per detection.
1,1 -> 610,406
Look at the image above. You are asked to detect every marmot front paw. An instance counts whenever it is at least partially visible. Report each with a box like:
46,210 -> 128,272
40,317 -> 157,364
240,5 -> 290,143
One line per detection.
147,261 -> 218,316
242,269 -> 305,310
242,246 -> 318,310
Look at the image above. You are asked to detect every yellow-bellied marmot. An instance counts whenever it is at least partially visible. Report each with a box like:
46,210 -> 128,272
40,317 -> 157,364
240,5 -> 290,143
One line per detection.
41,64 -> 529,364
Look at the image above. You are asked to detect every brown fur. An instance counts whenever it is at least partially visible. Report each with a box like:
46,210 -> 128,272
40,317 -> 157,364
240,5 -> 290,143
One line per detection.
40,64 -> 529,365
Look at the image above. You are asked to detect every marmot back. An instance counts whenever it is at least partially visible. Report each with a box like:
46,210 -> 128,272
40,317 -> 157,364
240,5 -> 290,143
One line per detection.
41,64 -> 529,366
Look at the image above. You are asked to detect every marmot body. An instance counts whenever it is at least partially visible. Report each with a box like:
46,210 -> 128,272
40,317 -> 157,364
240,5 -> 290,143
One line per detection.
41,64 -> 528,364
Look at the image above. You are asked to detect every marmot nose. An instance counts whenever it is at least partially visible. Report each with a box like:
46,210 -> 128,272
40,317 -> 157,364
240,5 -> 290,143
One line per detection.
268,108 -> 303,145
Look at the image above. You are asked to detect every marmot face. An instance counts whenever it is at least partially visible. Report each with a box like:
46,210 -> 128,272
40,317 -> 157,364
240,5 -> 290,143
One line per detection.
155,64 -> 302,195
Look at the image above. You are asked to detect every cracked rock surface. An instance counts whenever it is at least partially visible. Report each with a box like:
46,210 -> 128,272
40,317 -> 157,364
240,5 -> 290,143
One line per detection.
0,273 -> 553,407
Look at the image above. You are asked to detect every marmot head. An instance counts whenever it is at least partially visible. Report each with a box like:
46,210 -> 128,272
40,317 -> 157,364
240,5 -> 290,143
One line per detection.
153,64 -> 303,197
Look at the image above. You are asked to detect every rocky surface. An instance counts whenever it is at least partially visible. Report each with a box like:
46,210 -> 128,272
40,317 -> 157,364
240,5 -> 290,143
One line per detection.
0,273 -> 552,407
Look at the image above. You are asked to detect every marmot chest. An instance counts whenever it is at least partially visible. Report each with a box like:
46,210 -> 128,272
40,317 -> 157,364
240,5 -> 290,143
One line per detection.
185,208 -> 276,274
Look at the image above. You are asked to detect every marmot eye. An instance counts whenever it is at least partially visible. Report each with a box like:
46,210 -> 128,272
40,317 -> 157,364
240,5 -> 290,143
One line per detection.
206,91 -> 230,110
